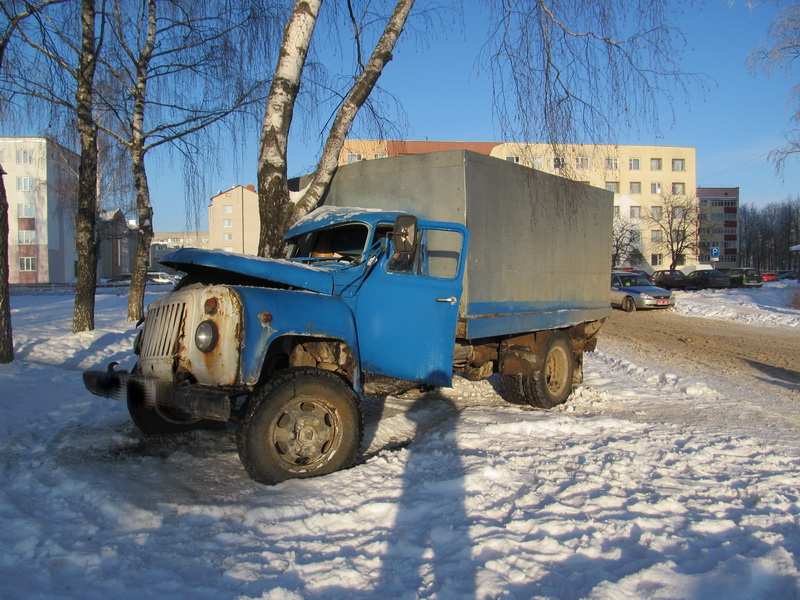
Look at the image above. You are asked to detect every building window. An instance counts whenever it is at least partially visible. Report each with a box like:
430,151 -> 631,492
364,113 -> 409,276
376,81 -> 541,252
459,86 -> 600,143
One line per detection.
650,158 -> 662,171
223,246 -> 233,252
651,182 -> 662,194
506,156 -> 520,163
18,230 -> 36,245
614,206 -> 620,218
16,150 -> 34,164
223,205 -> 233,213
223,219 -> 232,227
673,207 -> 687,219
629,158 -> 640,170
672,158 -> 686,171
19,257 -> 37,271
553,157 -> 565,169
651,230 -> 662,243
630,182 -> 641,194
605,182 -> 619,193
672,182 -> 686,195
576,156 -> 590,169
630,206 -> 642,219
346,153 -> 363,164
605,157 -> 619,170
533,156 -> 544,169
651,254 -> 663,266
223,233 -> 233,240
374,153 -> 388,159
17,203 -> 35,218
16,177 -> 34,191
651,206 -> 663,220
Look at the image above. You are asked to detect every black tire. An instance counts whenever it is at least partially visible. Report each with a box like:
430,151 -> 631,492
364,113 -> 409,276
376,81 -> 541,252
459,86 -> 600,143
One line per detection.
236,367 -> 362,485
622,296 -> 636,312
127,388 -> 219,435
501,332 -> 575,409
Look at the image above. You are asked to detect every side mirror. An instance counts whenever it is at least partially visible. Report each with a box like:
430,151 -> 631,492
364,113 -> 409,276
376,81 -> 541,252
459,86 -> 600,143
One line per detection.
392,215 -> 417,254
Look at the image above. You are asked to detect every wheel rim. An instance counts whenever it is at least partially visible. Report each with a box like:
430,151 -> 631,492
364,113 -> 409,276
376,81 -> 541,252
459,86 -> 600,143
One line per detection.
269,395 -> 342,469
545,345 -> 570,398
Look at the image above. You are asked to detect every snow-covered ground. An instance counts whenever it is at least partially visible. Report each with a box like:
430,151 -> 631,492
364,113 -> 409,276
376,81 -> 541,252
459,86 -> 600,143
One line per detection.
1,282 -> 799,600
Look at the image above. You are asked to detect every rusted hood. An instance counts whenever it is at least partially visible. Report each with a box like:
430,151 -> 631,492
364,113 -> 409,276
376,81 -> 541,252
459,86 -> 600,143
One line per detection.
161,248 -> 335,294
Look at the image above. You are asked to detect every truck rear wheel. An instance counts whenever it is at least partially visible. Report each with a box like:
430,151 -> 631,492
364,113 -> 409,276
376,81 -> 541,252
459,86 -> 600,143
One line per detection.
502,332 -> 575,409
236,367 -> 362,485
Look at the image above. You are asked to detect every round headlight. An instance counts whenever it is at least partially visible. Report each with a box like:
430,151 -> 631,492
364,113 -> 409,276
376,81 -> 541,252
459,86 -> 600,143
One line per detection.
195,320 -> 218,353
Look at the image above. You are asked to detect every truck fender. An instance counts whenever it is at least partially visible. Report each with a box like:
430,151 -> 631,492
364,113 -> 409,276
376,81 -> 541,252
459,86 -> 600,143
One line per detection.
233,286 -> 361,390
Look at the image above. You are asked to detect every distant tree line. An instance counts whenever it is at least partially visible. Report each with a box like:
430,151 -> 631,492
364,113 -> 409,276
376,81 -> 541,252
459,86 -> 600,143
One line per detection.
739,197 -> 800,271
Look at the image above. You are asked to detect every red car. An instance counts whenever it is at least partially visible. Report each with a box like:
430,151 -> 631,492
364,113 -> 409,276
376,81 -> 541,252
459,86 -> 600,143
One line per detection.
762,272 -> 778,282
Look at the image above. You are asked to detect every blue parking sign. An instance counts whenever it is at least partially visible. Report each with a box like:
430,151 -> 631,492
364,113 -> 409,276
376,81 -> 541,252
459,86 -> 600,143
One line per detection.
711,247 -> 720,258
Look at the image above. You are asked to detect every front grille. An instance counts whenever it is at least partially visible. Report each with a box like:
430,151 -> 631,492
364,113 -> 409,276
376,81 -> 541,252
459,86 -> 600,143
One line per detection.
140,301 -> 186,359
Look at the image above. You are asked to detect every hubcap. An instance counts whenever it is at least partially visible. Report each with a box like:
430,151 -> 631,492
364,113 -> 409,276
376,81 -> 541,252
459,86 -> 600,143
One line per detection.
545,346 -> 569,396
271,396 -> 340,468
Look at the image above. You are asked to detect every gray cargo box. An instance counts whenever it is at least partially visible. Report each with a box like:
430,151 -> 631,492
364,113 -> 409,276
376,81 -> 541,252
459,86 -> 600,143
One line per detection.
320,150 -> 613,338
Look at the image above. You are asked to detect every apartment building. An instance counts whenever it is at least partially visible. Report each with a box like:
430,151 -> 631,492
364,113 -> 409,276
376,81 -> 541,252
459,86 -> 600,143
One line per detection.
1,137 -> 79,284
339,140 -> 699,271
208,184 -> 259,255
696,187 -> 739,270
151,230 -> 209,267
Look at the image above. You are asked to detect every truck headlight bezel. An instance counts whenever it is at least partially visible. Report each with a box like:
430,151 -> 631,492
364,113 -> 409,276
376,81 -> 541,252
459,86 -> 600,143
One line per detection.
195,320 -> 219,353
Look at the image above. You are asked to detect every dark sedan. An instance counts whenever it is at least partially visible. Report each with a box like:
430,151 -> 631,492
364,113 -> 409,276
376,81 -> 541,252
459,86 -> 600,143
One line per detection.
685,269 -> 731,290
651,269 -> 688,290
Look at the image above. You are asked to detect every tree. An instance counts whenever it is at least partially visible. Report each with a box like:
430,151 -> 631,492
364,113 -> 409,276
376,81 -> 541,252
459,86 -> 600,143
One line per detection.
96,0 -> 270,320
257,0 -> 415,258
3,0 -> 107,332
611,216 -> 645,268
0,0 -> 70,361
255,0 -> 699,257
643,194 -> 699,270
749,3 -> 800,174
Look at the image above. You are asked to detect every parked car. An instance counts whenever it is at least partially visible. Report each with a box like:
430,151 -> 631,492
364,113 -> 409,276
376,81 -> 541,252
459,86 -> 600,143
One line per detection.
685,269 -> 731,290
146,271 -> 179,284
611,273 -> 674,312
777,270 -> 799,281
613,269 -> 652,283
728,267 -> 763,287
761,271 -> 778,282
651,269 -> 688,290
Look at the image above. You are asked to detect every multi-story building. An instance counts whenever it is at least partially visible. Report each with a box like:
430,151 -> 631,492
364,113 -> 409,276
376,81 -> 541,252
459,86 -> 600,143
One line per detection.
1,137 -> 79,284
696,187 -> 739,270
339,140 -> 699,271
208,184 -> 259,255
151,230 -> 209,267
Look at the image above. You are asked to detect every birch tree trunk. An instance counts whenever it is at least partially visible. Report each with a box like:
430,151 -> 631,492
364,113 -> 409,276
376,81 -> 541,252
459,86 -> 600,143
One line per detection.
126,0 -> 156,323
257,0 -> 322,258
72,0 -> 100,333
0,169 -> 12,363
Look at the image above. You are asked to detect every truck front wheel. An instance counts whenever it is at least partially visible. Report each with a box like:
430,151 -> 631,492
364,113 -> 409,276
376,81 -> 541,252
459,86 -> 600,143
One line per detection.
236,368 -> 362,485
502,332 -> 575,409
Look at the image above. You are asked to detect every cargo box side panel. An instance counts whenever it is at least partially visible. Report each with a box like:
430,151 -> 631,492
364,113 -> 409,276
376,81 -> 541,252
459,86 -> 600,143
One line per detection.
320,151 -> 469,224
462,153 -> 613,338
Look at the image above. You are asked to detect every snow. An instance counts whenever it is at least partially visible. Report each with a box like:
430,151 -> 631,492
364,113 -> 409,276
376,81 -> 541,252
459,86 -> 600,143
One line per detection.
2,282 -> 799,599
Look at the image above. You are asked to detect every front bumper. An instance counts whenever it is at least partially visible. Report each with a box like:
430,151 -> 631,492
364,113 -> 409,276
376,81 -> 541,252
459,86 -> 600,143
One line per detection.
83,365 -> 233,422
640,298 -> 674,309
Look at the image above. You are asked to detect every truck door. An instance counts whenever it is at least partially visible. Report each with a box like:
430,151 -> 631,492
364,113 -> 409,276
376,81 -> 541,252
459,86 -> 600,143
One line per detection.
354,222 -> 468,387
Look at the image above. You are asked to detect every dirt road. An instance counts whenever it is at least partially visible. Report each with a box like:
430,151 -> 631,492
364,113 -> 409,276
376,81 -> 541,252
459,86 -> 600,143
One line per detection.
600,308 -> 800,405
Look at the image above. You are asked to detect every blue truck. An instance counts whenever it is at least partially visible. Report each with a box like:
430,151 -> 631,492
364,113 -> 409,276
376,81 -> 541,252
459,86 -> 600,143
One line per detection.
84,150 -> 613,485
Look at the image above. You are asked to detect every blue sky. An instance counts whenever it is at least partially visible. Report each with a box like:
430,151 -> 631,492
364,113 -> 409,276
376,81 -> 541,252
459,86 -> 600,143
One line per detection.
149,1 -> 799,232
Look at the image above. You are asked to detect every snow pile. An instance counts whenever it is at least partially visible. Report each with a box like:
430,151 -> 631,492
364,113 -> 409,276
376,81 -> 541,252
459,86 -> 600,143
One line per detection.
672,280 -> 800,327
1,288 -> 800,599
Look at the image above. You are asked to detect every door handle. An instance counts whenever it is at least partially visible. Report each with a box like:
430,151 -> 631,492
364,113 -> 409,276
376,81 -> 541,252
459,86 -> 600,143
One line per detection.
436,297 -> 457,305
